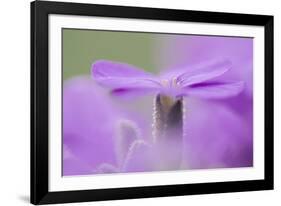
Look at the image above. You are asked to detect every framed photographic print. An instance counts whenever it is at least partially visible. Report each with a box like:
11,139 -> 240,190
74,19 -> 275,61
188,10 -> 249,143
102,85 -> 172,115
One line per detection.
31,0 -> 274,204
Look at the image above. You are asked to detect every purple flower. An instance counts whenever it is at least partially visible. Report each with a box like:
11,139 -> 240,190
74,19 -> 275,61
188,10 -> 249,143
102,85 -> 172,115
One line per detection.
90,59 -> 246,172
92,59 -> 244,99
64,36 -> 253,176
159,35 -> 253,168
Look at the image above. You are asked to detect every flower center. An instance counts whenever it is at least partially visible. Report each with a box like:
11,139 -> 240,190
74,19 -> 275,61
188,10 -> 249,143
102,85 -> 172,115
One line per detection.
161,77 -> 179,88
161,79 -> 169,87
172,77 -> 178,87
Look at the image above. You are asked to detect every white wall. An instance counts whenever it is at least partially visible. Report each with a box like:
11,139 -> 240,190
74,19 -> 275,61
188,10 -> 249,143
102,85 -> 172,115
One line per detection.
0,0 -> 279,205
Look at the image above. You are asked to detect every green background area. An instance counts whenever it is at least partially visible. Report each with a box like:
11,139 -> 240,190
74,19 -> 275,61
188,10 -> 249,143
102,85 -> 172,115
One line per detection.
62,29 -> 159,80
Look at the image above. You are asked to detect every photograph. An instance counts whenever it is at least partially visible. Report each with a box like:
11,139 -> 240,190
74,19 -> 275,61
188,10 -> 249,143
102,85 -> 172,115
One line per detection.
62,29 -> 253,176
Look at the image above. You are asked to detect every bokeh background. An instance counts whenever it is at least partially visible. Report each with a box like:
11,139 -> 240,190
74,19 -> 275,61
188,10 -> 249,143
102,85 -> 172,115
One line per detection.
63,29 -> 160,80
63,29 -> 253,176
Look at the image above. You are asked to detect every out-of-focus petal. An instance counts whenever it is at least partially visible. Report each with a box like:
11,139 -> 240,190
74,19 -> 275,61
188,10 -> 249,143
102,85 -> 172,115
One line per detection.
122,140 -> 153,172
183,99 -> 253,169
183,81 -> 244,99
176,59 -> 231,87
63,145 -> 94,176
92,60 -> 161,91
115,119 -> 141,165
122,138 -> 184,172
95,163 -> 119,174
63,77 -> 121,175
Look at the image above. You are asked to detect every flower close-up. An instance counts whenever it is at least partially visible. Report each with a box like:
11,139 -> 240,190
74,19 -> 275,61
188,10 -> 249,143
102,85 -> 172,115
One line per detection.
62,29 -> 253,176
92,59 -> 244,99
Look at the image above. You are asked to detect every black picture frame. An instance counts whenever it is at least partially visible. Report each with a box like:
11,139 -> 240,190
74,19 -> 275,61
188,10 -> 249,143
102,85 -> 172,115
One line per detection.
31,0 -> 274,204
